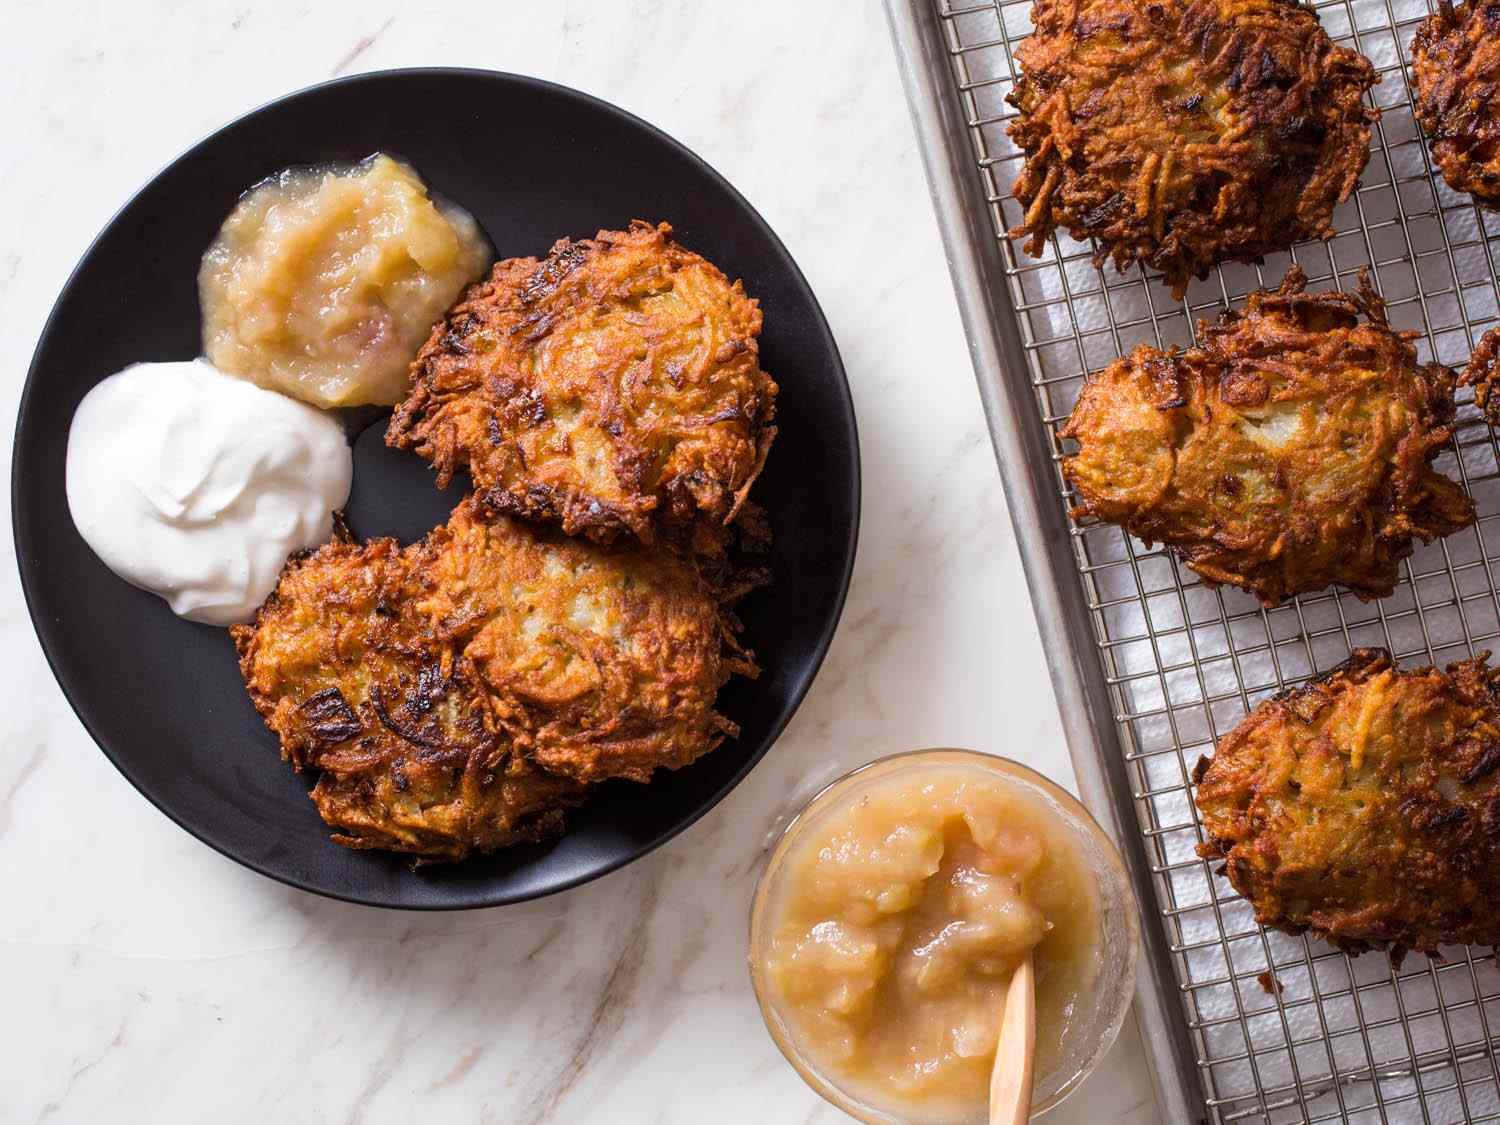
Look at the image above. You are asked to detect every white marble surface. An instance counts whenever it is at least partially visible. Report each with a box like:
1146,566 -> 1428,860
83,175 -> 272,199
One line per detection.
1,1 -> 1162,1121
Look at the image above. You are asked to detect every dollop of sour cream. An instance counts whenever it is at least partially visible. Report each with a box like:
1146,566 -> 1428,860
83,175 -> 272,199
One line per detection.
66,359 -> 353,625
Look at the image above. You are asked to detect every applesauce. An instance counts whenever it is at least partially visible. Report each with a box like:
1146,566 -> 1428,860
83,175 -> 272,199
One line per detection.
750,751 -> 1138,1123
199,153 -> 491,408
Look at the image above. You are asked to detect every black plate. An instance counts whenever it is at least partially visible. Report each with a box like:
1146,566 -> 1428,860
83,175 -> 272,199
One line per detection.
14,69 -> 859,909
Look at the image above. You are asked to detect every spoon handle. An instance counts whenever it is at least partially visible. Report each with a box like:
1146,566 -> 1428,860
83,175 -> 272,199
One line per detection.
989,951 -> 1037,1125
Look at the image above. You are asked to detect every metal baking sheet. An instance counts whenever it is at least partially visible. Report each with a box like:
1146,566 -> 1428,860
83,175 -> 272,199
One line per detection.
886,0 -> 1500,1119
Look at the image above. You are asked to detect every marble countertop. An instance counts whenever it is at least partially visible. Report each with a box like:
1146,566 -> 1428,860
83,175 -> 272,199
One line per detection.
2,1 -> 1161,1120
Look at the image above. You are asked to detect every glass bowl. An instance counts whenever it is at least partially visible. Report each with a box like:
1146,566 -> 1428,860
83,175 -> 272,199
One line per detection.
748,748 -> 1140,1123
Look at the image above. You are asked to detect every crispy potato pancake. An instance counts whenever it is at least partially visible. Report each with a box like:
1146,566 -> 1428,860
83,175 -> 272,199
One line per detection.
233,499 -> 755,860
1461,327 -> 1500,424
1195,648 -> 1500,957
1062,268 -> 1474,605
1412,0 -> 1500,207
386,221 -> 778,550
231,528 -> 580,861
1007,0 -> 1378,298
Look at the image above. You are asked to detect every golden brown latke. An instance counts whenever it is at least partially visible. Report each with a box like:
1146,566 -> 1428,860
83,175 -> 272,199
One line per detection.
1412,0 -> 1500,206
386,221 -> 778,550
231,527 -> 579,861
1460,326 -> 1500,424
232,499 -> 755,861
1195,648 -> 1500,958
1007,0 -> 1378,298
1062,267 -> 1475,605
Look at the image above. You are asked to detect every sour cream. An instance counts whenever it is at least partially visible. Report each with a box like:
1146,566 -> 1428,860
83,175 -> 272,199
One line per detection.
65,359 -> 353,625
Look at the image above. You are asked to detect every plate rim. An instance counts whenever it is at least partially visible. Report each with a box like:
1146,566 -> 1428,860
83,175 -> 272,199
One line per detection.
12,66 -> 861,910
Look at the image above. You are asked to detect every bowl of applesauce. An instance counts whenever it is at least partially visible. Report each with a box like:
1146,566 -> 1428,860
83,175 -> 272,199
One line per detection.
749,749 -> 1139,1123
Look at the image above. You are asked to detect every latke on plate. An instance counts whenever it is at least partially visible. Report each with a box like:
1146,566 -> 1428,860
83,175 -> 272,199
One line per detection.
1195,648 -> 1500,958
233,499 -> 756,861
387,221 -> 778,553
1007,0 -> 1378,297
1061,267 -> 1475,605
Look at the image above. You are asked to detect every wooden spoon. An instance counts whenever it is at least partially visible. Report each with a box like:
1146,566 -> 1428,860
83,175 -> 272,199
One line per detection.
988,951 -> 1036,1125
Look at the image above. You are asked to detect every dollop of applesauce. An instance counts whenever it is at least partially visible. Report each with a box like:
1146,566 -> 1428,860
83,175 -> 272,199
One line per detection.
763,770 -> 1102,1121
199,153 -> 491,408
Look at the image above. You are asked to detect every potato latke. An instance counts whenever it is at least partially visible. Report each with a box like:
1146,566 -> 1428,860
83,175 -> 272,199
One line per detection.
1062,268 -> 1474,605
1412,0 -> 1500,207
233,499 -> 755,860
1460,327 -> 1500,425
1195,648 -> 1500,958
386,221 -> 777,551
1008,0 -> 1378,297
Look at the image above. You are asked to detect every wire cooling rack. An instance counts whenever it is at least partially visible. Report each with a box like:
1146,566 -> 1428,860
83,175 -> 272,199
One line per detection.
897,0 -> 1500,1120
